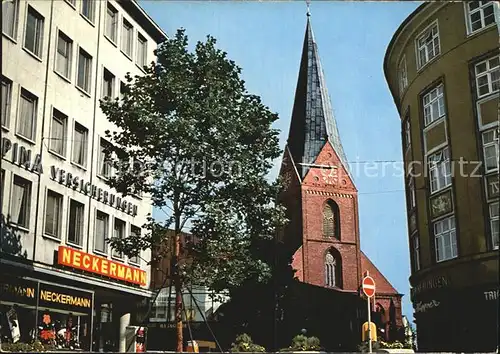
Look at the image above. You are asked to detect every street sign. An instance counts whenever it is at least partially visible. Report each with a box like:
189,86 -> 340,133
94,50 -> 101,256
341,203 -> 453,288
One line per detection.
362,275 -> 376,298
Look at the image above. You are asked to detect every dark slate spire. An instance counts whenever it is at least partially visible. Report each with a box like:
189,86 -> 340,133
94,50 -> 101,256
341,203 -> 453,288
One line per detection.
286,15 -> 350,179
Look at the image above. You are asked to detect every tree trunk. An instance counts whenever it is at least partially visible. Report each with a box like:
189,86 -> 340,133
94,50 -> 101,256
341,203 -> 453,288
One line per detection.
174,231 -> 183,352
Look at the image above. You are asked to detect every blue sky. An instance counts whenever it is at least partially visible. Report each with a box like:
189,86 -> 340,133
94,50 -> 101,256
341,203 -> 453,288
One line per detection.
142,0 -> 421,322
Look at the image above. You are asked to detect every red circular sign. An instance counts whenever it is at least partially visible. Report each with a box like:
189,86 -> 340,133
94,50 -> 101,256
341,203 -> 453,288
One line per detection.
362,276 -> 376,298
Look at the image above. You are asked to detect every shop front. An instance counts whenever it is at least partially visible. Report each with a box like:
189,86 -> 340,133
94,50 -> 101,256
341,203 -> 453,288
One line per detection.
0,274 -> 93,350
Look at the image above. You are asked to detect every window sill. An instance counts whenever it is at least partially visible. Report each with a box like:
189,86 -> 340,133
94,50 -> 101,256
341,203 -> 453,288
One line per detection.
416,54 -> 441,74
79,13 -> 96,27
104,34 -> 118,48
435,254 -> 458,264
477,90 -> 500,101
120,49 -> 133,62
22,47 -> 43,62
112,254 -> 125,262
64,0 -> 76,10
1,125 -> 10,132
70,161 -> 88,171
76,85 -> 92,98
2,32 -> 17,44
54,70 -> 72,84
66,241 -> 83,249
97,174 -> 111,182
135,63 -> 146,73
9,223 -> 30,233
15,133 -> 36,145
48,149 -> 67,161
423,116 -> 445,131
429,185 -> 452,197
94,249 -> 108,257
129,260 -> 140,267
43,233 -> 62,243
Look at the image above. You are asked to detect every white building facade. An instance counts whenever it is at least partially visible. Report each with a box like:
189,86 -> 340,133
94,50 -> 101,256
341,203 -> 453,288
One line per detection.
1,0 -> 166,350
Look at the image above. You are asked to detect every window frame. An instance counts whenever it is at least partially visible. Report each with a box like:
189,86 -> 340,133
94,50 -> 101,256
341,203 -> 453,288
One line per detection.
102,67 -> 116,99
2,0 -> 20,40
407,172 -> 416,210
121,18 -> 134,59
112,217 -> 126,260
80,0 -> 95,24
105,2 -> 119,44
482,127 -> 499,173
398,55 -> 408,96
403,117 -> 411,152
67,198 -> 85,247
48,108 -> 67,158
415,21 -> 441,70
16,88 -> 38,142
1,76 -> 13,129
71,120 -> 89,168
475,55 -> 500,98
10,175 -> 32,229
433,216 -> 458,262
136,32 -> 147,69
94,210 -> 109,255
76,46 -> 92,94
422,83 -> 446,127
411,233 -> 420,271
98,138 -> 113,179
464,1 -> 496,35
54,29 -> 73,81
428,147 -> 452,194
23,5 -> 44,59
44,189 -> 63,239
129,225 -> 141,265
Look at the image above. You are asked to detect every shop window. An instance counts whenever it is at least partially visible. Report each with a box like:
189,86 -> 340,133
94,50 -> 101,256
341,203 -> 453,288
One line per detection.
10,175 -> 32,228
68,199 -> 84,246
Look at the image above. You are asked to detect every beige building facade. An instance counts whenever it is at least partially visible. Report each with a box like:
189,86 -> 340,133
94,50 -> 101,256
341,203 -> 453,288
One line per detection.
384,2 -> 499,352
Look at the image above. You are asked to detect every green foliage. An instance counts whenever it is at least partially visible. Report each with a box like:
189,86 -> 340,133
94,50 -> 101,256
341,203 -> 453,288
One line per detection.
357,340 -> 381,353
99,28 -> 287,294
379,340 -> 405,349
230,333 -> 266,352
280,334 -> 322,351
1,340 -> 53,352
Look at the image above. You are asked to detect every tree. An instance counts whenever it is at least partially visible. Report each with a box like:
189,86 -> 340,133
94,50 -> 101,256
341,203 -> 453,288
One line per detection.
99,28 -> 286,352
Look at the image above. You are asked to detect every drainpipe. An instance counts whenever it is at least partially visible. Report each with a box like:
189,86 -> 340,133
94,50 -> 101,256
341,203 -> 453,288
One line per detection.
32,0 -> 55,260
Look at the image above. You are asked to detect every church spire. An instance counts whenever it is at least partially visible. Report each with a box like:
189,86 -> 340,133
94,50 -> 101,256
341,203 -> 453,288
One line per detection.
286,11 -> 350,179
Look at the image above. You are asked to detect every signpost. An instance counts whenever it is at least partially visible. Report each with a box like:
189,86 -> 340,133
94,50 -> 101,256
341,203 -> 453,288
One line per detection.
362,272 -> 376,353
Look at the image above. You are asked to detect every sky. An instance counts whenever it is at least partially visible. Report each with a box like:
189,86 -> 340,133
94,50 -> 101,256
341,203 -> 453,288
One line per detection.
142,0 -> 422,322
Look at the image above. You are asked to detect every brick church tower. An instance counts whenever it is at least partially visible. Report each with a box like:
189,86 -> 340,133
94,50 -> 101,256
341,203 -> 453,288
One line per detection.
278,11 -> 403,342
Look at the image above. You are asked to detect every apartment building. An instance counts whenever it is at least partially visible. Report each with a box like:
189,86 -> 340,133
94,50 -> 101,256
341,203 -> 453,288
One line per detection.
384,2 -> 499,352
1,0 -> 166,350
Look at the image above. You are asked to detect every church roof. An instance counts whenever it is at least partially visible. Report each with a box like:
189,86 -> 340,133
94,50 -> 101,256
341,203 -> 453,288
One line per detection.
286,15 -> 350,179
361,251 -> 401,296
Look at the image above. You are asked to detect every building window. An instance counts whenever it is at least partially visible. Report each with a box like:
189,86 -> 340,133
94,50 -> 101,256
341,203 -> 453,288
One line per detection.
129,225 -> 141,264
24,6 -> 44,58
398,56 -> 408,95
121,19 -> 133,57
99,138 -> 112,178
95,211 -> 109,253
2,0 -> 19,38
1,170 -> 5,205
55,31 -> 72,79
475,56 -> 500,98
325,250 -> 341,288
416,23 -> 440,69
17,89 -> 37,141
422,84 -> 445,126
44,190 -> 63,238
482,128 -> 499,172
102,68 -> 115,99
434,216 -> 457,262
112,218 -> 125,259
68,199 -> 84,246
49,109 -> 67,156
10,175 -> 31,228
323,200 -> 339,239
119,81 -> 128,100
403,118 -> 411,151
1,77 -> 12,128
80,0 -> 95,23
411,233 -> 420,271
77,47 -> 92,93
466,1 -> 495,34
490,202 -> 499,250
136,33 -> 147,68
72,122 -> 88,167
105,2 -> 118,43
428,147 -> 451,194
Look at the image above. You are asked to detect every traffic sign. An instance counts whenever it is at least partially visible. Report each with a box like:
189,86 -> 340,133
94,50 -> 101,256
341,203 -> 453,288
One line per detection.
362,276 -> 376,298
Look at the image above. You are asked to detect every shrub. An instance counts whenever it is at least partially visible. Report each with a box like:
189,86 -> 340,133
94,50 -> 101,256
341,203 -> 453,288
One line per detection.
0,340 -> 53,352
230,333 -> 266,352
280,334 -> 322,352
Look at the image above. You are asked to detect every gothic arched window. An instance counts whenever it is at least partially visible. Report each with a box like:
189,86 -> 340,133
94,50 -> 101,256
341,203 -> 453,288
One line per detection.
325,249 -> 342,288
323,200 -> 340,239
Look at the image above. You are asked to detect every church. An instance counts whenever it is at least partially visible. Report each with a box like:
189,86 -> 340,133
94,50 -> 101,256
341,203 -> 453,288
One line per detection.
276,10 -> 404,350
